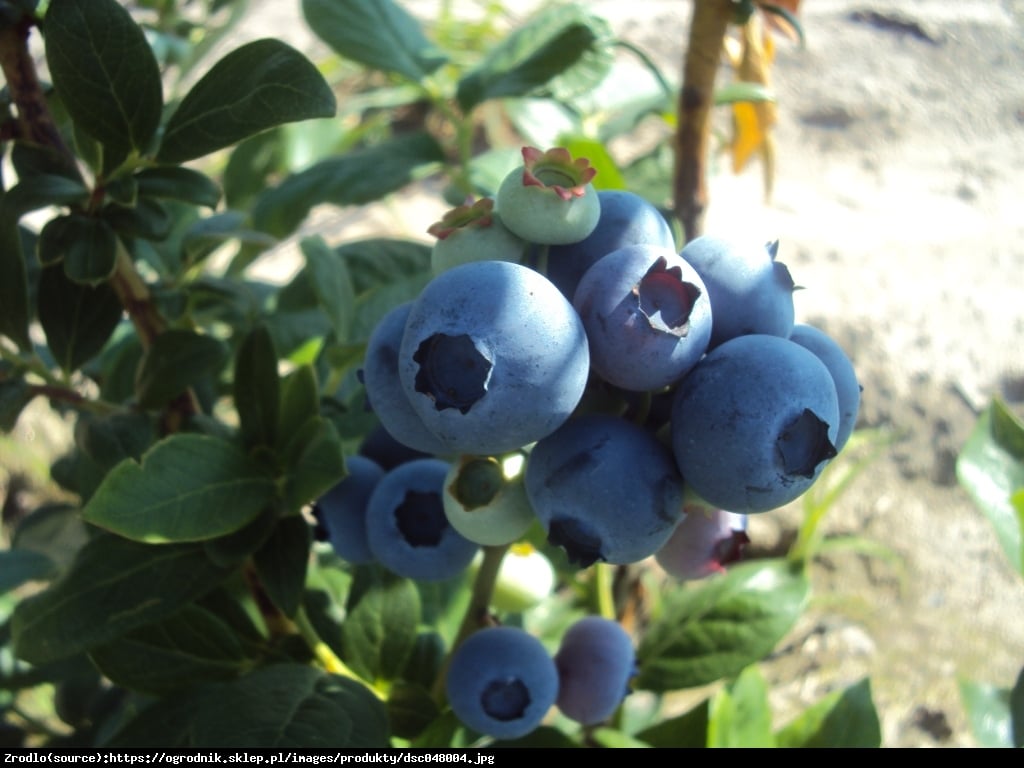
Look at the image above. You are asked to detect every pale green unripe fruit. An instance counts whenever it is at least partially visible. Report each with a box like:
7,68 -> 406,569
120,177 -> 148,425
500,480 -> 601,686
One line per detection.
471,543 -> 556,613
428,199 -> 528,275
495,146 -> 601,245
442,453 -> 535,546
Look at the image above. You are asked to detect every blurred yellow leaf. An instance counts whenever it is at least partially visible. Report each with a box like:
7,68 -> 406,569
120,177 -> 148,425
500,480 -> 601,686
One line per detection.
726,15 -> 778,199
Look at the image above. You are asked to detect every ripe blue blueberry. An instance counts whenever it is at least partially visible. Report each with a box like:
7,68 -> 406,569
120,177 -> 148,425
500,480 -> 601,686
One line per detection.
445,626 -> 559,740
398,260 -> 590,456
365,458 -> 479,581
495,147 -> 601,245
554,617 -> 637,726
546,189 -> 676,300
313,455 -> 385,565
670,334 -> 840,513
573,244 -> 712,391
361,303 -> 452,456
679,235 -> 796,348
788,323 -> 861,451
357,423 -> 431,471
525,414 -> 685,567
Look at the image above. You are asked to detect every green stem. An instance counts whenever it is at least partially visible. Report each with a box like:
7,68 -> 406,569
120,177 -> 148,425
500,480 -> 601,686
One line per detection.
594,561 -> 616,620
293,605 -> 384,699
613,39 -> 676,102
430,543 -> 510,705
26,384 -> 120,416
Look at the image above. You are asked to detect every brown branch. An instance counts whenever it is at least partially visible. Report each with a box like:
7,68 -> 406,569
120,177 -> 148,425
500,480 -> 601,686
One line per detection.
1,16 -> 200,429
673,0 -> 734,242
0,15 -> 77,176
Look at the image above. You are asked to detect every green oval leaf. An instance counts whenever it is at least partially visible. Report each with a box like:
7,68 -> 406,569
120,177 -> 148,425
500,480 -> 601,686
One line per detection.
0,365 -> 34,432
135,166 -> 222,209
301,235 -> 356,342
1,174 -> 90,218
251,131 -> 445,238
277,365 -> 320,452
61,215 -> 118,285
81,433 -> 278,544
302,0 -> 448,83
341,567 -> 421,683
234,324 -> 280,450
636,699 -> 710,747
134,329 -> 229,410
0,217 -> 31,350
957,398 -> 1024,576
456,4 -> 615,112
37,263 -> 124,373
636,559 -> 810,691
0,549 -> 57,594
88,604 -> 254,695
75,410 -> 157,474
281,416 -> 346,514
185,665 -> 388,747
253,515 -> 312,618
777,678 -> 882,747
102,198 -> 171,242
44,0 -> 163,168
157,39 -> 336,165
707,665 -> 774,747
11,534 -> 232,665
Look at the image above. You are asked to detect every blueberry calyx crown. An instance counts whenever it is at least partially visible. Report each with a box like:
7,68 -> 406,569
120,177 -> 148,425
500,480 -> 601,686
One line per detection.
632,256 -> 702,337
413,333 -> 493,414
777,408 -> 838,478
520,146 -> 596,202
481,677 -> 531,722
427,198 -> 495,240
395,490 -> 447,547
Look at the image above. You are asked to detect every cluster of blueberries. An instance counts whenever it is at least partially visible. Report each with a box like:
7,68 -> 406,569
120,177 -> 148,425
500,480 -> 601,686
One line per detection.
313,147 -> 861,739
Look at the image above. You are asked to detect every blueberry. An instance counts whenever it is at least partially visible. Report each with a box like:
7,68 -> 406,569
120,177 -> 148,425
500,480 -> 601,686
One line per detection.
679,235 -> 796,348
361,303 -> 452,456
480,543 -> 556,613
442,454 -> 536,546
357,423 -> 431,471
573,244 -> 712,391
398,260 -> 590,456
365,458 -> 479,581
654,505 -> 750,580
547,189 -> 676,300
554,617 -> 637,726
525,414 -> 685,567
788,323 -> 861,451
670,334 -> 840,513
495,147 -> 601,245
445,626 -> 558,740
427,198 -> 528,276
313,455 -> 386,565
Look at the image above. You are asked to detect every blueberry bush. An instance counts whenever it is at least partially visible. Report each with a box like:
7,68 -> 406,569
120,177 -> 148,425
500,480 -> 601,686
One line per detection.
0,0 -> 892,748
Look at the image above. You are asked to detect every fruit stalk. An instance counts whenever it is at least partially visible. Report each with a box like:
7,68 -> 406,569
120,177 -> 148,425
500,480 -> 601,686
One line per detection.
430,543 -> 510,705
673,0 -> 734,241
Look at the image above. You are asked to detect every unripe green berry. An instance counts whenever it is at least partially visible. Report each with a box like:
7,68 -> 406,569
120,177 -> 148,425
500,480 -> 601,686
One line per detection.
443,453 -> 535,546
428,198 -> 528,275
496,146 -> 601,245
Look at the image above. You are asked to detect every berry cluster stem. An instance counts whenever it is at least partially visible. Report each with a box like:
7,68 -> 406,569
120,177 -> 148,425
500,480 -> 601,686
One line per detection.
430,543 -> 510,705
